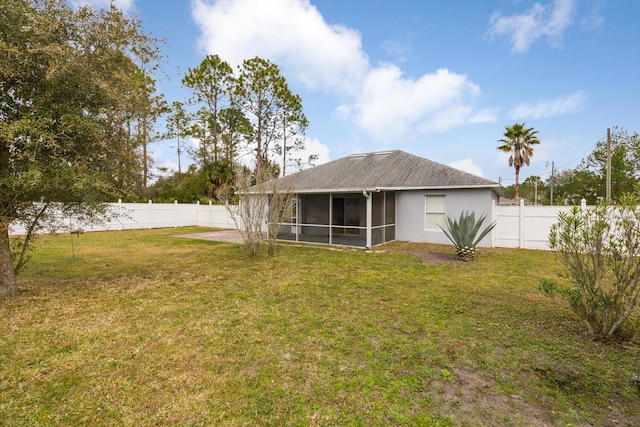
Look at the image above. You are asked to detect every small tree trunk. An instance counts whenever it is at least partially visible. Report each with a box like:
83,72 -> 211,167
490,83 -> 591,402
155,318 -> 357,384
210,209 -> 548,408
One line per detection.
514,166 -> 521,201
142,116 -> 148,194
0,222 -> 18,297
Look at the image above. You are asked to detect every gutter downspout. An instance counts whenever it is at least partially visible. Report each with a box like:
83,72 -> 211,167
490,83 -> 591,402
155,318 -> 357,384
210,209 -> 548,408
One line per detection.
364,191 -> 372,248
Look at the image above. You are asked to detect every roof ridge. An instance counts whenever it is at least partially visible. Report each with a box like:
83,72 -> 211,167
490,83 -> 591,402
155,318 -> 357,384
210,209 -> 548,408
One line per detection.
268,150 -> 501,196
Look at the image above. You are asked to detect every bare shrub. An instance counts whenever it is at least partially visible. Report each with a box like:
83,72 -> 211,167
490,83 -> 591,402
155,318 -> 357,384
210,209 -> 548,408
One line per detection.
546,192 -> 640,342
221,166 -> 294,257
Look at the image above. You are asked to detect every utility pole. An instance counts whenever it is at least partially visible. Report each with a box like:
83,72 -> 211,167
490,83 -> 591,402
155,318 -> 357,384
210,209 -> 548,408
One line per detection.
550,161 -> 555,205
606,128 -> 612,202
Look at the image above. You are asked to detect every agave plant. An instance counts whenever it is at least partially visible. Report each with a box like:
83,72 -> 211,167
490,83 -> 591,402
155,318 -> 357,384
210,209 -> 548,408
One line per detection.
439,211 -> 496,261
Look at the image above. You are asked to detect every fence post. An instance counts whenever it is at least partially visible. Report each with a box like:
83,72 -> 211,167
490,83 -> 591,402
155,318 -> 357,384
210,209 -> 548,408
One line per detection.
174,200 -> 178,228
148,199 -> 153,229
196,200 -> 200,227
209,200 -> 213,228
580,198 -> 587,211
118,199 -> 123,231
519,198 -> 525,249
491,199 -> 496,248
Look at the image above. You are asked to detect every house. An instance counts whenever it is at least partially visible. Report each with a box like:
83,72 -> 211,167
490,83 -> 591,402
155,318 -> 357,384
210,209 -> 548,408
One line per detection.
267,150 -> 502,248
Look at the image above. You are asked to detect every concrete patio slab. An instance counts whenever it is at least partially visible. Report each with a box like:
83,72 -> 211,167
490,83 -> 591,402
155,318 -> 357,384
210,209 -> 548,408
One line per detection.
174,229 -> 244,244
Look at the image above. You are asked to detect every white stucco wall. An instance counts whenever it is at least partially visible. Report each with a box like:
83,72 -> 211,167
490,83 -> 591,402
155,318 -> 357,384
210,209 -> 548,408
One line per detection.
395,188 -> 499,246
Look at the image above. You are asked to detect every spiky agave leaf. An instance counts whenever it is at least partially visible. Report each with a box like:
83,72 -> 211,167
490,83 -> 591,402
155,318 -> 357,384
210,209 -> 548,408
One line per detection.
439,211 -> 496,260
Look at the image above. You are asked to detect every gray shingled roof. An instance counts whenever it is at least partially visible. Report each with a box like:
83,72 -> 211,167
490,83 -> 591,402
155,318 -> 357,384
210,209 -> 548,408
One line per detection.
271,150 -> 502,194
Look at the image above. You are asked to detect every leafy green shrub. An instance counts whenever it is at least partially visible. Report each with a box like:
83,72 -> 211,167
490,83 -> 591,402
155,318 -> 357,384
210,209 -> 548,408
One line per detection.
439,211 -> 496,261
548,193 -> 640,342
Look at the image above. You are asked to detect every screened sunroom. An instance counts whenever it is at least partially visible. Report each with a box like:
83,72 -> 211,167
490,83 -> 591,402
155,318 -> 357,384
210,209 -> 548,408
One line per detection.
255,150 -> 501,249
275,191 -> 396,248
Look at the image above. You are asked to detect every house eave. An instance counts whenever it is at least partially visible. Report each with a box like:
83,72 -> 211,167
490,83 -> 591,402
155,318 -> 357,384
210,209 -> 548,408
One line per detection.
376,184 -> 504,196
287,184 -> 503,196
289,188 -> 379,194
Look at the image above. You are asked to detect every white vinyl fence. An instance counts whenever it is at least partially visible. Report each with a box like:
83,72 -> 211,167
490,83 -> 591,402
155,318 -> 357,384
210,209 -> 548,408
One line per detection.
9,199 -> 588,250
8,200 -> 237,236
492,199 -> 588,250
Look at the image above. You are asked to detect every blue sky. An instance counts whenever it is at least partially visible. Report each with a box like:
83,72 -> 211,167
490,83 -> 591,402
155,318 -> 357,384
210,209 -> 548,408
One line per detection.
76,0 -> 639,185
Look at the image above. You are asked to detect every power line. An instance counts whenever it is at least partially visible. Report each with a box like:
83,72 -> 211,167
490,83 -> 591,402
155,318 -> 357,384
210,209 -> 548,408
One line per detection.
528,137 -> 604,178
554,138 -> 603,171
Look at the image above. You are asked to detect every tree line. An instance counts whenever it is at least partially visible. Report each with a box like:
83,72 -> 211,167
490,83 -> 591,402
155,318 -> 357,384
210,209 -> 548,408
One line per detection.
1,0 -> 167,295
151,54 -> 312,203
0,0 -> 310,295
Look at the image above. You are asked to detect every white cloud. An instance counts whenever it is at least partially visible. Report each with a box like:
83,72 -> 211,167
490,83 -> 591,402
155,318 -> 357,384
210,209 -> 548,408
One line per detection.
511,90 -> 586,119
338,65 -> 481,141
580,5 -> 605,30
381,38 -> 412,63
284,137 -> 331,174
448,158 -> 485,178
155,160 -> 179,176
487,0 -> 576,53
149,146 -> 165,162
70,0 -> 134,12
302,137 -> 331,166
469,108 -> 499,124
192,0 -> 492,144
191,0 -> 369,94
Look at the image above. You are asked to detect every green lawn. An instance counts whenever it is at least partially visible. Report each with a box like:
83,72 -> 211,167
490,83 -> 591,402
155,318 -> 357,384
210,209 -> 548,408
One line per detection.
1,228 -> 638,426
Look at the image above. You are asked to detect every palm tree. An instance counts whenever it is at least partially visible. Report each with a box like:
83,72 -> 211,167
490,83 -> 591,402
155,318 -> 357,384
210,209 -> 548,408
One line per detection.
497,123 -> 541,201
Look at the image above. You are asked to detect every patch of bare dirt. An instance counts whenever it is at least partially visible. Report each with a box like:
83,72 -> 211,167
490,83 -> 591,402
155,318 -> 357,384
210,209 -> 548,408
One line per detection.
173,230 -> 244,243
532,360 -> 640,427
409,250 -> 461,266
431,366 -> 557,426
382,241 -> 462,265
